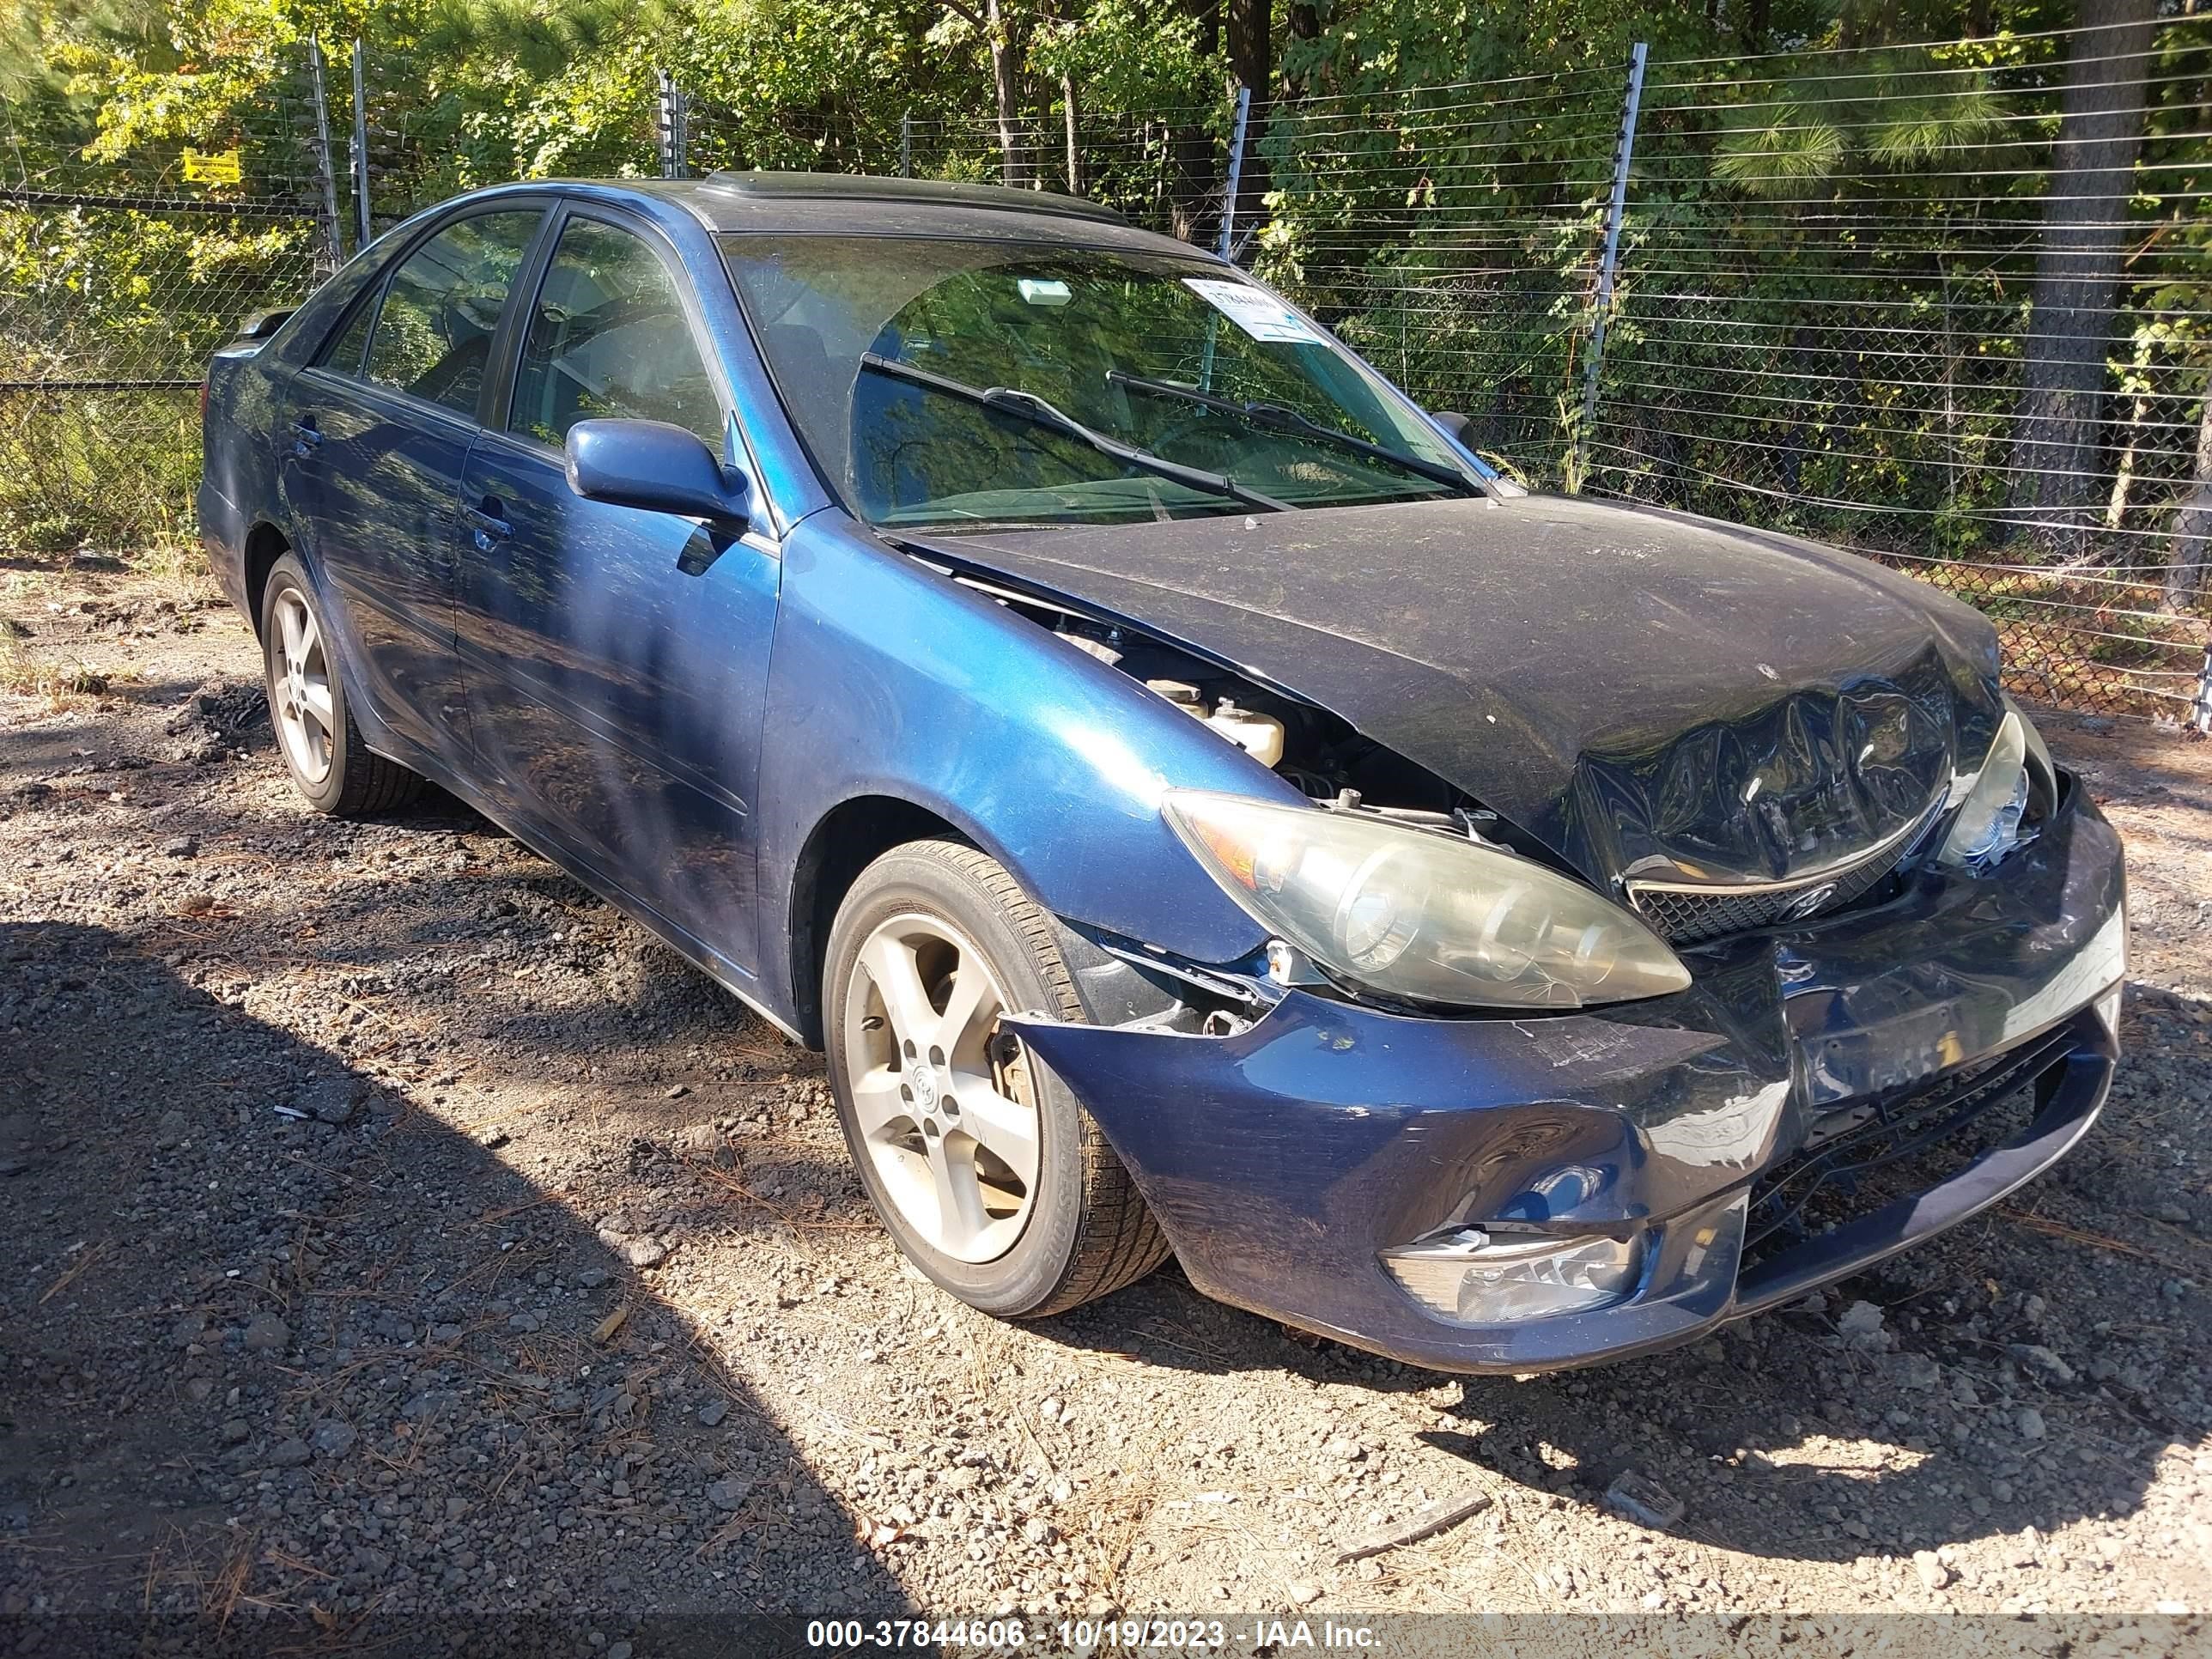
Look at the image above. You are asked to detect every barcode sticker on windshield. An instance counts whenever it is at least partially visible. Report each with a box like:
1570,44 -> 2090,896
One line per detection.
1182,278 -> 1326,344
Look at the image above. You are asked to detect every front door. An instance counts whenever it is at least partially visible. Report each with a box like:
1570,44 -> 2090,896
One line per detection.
454,209 -> 780,979
279,207 -> 546,770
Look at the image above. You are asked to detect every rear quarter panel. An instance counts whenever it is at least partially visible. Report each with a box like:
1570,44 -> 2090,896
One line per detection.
196,340 -> 287,618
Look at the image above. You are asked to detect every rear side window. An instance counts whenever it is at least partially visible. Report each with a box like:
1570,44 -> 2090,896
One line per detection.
362,210 -> 543,416
508,217 -> 721,447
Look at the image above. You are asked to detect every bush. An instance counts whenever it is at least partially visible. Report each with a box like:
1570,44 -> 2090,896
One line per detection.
0,390 -> 202,556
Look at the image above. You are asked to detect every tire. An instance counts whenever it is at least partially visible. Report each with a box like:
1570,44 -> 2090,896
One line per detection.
258,555 -> 424,817
823,838 -> 1170,1318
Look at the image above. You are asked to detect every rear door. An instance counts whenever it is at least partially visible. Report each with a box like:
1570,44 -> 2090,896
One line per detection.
280,205 -> 548,770
454,205 -> 781,977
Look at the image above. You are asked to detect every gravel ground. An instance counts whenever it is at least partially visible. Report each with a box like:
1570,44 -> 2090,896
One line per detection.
2,565 -> 2209,1650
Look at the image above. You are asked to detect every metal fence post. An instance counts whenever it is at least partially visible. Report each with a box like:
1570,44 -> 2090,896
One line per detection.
2193,645 -> 2212,735
349,39 -> 371,246
1196,85 -> 1254,394
656,71 -> 688,179
901,112 -> 914,179
305,40 -> 345,269
1571,41 -> 1647,492
1214,84 -> 1253,261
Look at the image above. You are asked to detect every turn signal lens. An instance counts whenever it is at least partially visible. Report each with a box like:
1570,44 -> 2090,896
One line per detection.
1381,1228 -> 1643,1324
1163,791 -> 1691,1009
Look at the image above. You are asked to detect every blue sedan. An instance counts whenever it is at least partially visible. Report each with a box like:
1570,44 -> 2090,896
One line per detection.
198,172 -> 2126,1371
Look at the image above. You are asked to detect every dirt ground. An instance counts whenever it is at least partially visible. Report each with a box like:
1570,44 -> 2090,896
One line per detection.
2,562 -> 2209,1653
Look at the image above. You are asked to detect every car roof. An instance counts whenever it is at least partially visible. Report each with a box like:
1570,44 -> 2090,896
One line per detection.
449,173 -> 1223,259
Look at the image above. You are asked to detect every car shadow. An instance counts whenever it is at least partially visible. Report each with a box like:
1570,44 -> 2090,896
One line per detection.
1027,978 -> 2206,1569
121,784 -> 2194,1577
0,919 -> 915,1645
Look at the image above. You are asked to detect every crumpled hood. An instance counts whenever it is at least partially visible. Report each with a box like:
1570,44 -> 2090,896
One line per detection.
911,493 -> 2008,889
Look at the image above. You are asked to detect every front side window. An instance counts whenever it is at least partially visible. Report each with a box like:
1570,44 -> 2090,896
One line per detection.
363,210 -> 543,416
510,218 -> 722,448
720,234 -> 1480,529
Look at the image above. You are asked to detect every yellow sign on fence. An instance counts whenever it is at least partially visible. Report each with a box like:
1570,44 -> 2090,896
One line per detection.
181,147 -> 242,186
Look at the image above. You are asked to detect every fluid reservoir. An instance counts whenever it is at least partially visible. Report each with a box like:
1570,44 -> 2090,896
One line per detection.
1206,698 -> 1285,768
1146,678 -> 1208,717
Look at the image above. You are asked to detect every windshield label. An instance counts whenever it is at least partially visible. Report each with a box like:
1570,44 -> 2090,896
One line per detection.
1182,278 -> 1327,344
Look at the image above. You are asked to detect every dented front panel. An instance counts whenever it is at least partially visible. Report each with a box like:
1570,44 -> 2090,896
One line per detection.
912,493 -> 2007,893
1005,782 -> 2125,1372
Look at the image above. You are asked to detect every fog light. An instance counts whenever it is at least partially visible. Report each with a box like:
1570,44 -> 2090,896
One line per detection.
1381,1227 -> 1643,1325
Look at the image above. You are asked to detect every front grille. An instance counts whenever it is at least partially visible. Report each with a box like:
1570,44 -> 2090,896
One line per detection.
1737,1023 -> 2081,1274
1627,824 -> 1919,947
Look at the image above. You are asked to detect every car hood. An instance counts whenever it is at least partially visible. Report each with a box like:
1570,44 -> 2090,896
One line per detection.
907,494 -> 2008,890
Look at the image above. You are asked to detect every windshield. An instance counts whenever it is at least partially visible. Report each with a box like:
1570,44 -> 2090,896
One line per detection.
718,234 -> 1483,529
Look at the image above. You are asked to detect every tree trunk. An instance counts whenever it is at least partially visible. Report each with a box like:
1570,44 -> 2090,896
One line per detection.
985,0 -> 1029,187
1060,71 -> 1079,192
2105,391 -> 2146,529
1285,2 -> 1319,99
1224,0 -> 1268,240
1169,0 -> 1219,240
1188,0 -> 1218,58
2009,0 -> 2157,541
1741,0 -> 1772,52
2166,389 -> 2212,610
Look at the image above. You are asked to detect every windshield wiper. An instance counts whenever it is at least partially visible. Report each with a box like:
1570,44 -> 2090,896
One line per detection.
859,353 -> 1292,514
1106,368 -> 1484,497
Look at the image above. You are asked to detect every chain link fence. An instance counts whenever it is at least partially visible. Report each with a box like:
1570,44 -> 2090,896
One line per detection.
0,51 -> 338,552
3,24 -> 2207,720
1261,18 -> 2212,720
810,105 -> 1245,246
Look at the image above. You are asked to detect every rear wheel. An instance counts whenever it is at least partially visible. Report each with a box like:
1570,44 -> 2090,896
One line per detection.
258,556 -> 423,817
823,839 -> 1170,1317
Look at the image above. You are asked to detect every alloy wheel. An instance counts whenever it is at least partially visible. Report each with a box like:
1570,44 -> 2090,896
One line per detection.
842,912 -> 1041,1264
270,588 -> 335,786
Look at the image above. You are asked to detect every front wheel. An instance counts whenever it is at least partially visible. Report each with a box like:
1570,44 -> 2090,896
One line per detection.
823,839 -> 1170,1317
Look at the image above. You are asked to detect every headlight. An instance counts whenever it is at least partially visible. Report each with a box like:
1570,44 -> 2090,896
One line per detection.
1939,708 -> 2034,868
1162,790 -> 1692,1009
1382,1226 -> 1643,1324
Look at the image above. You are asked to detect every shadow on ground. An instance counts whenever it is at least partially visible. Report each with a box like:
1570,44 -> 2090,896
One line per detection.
0,919 -> 911,1651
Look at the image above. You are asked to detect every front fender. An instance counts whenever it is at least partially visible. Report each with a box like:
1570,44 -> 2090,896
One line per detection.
756,515 -> 1294,1028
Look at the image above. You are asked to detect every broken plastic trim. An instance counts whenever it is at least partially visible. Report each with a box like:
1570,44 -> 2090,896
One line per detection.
1083,929 -> 1268,1008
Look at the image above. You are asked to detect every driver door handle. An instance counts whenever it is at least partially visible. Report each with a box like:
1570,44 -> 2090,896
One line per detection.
289,417 -> 322,456
464,496 -> 512,549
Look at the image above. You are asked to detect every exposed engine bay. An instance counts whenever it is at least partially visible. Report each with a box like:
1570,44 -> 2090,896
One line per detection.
924,556 -> 1541,854
908,538 -> 2039,998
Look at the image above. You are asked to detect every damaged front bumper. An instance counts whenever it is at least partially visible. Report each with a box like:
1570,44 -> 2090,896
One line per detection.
1007,781 -> 2127,1374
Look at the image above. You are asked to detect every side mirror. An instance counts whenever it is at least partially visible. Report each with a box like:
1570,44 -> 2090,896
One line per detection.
1429,410 -> 1474,447
564,418 -> 750,527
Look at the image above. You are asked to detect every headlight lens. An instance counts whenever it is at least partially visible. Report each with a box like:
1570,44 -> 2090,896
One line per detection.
1940,708 -> 2033,867
1382,1227 -> 1643,1324
1162,790 -> 1692,1009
